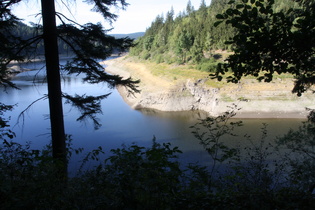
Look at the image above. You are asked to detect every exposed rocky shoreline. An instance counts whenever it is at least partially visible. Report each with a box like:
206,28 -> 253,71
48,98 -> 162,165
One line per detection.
102,56 -> 314,119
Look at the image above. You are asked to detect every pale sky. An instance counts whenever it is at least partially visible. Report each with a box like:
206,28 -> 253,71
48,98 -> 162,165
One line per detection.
12,0 -> 210,34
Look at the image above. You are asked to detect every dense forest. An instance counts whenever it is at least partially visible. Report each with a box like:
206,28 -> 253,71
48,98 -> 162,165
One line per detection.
10,22 -> 72,56
129,0 -> 301,70
2,1 -> 315,208
10,22 -> 142,57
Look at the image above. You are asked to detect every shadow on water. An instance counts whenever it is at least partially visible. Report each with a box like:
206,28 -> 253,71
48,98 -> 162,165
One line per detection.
1,58 -> 307,173
138,108 -> 209,122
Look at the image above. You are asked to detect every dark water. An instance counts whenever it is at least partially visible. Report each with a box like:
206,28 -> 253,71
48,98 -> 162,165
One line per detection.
1,58 -> 305,173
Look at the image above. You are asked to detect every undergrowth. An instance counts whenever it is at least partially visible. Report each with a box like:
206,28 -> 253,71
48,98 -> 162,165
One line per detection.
1,105 -> 315,209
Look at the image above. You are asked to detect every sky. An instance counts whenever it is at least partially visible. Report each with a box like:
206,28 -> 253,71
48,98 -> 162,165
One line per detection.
12,0 -> 209,34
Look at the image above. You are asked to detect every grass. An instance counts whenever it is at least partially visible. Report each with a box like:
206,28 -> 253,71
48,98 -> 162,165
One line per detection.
220,94 -> 234,102
129,59 -> 228,88
124,55 -> 296,93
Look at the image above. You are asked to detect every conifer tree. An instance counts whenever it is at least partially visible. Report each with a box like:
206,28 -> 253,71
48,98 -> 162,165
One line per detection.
199,0 -> 207,10
186,0 -> 195,15
1,0 -> 139,178
129,0 -> 235,64
0,0 -> 27,88
175,30 -> 193,63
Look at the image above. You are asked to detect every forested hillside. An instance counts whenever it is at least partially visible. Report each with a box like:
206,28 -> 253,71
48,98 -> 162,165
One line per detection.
10,22 -> 72,56
129,0 -> 300,69
11,23 -> 142,57
111,32 -> 145,39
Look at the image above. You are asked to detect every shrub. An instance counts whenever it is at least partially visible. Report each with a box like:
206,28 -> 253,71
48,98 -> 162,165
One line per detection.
2,107 -> 315,209
154,54 -> 164,64
197,58 -> 220,72
141,51 -> 151,60
88,139 -> 183,209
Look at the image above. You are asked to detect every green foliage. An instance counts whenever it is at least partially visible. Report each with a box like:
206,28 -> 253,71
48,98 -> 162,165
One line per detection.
1,1 -> 140,179
175,30 -> 194,63
0,140 -> 64,209
213,0 -> 315,96
2,0 -> 140,122
63,93 -> 111,129
197,58 -> 221,72
129,0 -> 234,65
0,1 -> 30,89
141,50 -> 150,60
0,138 -> 184,209
95,139 -> 182,209
190,104 -> 242,190
224,124 -> 284,193
188,105 -> 315,208
0,103 -> 14,141
276,113 -> 315,192
154,54 -> 164,63
2,119 -> 315,208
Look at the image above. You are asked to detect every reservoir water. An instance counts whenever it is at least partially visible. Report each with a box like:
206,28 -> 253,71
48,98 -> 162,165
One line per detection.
1,58 -> 306,172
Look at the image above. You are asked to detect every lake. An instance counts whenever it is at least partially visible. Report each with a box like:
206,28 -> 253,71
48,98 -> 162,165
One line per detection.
1,58 -> 306,173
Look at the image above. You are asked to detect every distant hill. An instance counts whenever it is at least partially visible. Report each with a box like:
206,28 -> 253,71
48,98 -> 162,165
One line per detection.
110,32 -> 145,40
12,22 -> 144,55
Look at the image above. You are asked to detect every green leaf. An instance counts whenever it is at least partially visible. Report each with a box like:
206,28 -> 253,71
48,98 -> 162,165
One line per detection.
252,7 -> 258,16
255,1 -> 263,7
236,4 -> 245,9
226,8 -> 235,16
214,21 -> 223,27
216,14 -> 225,19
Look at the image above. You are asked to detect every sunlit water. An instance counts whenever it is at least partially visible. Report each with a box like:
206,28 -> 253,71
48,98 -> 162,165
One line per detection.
1,58 -> 305,174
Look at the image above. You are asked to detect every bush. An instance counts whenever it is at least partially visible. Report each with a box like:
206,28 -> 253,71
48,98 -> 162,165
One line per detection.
2,107 -> 315,209
0,140 -> 67,209
141,51 -> 151,60
164,54 -> 177,64
154,54 -> 164,64
196,58 -> 220,72
0,138 -> 185,209
85,139 -> 183,209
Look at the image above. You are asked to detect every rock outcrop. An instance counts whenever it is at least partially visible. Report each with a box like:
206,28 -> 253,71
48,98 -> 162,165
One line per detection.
117,79 -> 219,113
103,57 -> 314,118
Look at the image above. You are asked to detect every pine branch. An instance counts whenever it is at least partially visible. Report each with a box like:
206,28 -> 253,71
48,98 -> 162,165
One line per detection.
16,95 -> 48,128
56,23 -> 140,93
63,93 -> 111,129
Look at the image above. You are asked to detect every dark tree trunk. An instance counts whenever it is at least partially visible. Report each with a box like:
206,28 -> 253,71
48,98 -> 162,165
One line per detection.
41,0 -> 67,178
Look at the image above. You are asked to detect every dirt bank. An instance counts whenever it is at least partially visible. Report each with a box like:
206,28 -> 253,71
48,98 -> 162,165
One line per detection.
102,56 -> 314,119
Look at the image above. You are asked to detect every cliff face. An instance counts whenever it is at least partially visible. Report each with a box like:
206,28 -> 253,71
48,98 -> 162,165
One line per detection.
117,79 -> 219,114
185,79 -> 220,113
103,57 -> 314,118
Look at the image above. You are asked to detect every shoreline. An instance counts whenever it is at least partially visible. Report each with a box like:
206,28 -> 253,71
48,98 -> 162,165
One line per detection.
115,82 -> 309,119
102,56 -> 313,119
231,111 -> 308,119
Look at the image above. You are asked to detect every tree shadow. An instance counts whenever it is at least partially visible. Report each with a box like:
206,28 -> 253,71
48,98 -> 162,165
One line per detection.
212,54 -> 222,60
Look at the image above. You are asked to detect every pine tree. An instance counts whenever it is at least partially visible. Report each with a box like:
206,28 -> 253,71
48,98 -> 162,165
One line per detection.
186,0 -> 195,15
175,30 -> 193,63
1,0 -> 139,179
199,0 -> 207,10
0,0 -> 28,88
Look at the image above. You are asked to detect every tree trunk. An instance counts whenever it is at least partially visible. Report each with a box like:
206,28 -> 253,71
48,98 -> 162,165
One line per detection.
41,0 -> 67,178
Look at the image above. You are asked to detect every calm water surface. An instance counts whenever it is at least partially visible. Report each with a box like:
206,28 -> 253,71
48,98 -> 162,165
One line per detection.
1,59 -> 305,172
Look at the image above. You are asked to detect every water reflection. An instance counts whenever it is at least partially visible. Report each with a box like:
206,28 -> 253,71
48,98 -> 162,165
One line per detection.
139,108 -> 209,122
1,59 -> 307,172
